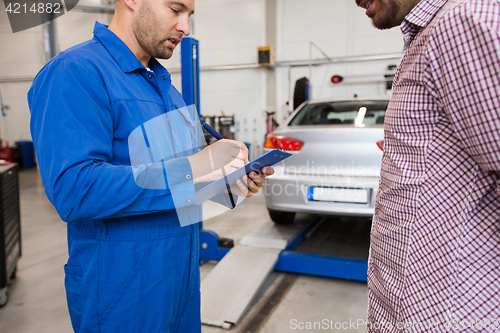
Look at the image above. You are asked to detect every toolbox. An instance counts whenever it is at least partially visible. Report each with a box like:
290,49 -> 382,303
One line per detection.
0,163 -> 21,307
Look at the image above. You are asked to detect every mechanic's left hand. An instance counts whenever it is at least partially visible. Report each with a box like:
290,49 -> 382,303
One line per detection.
233,166 -> 275,197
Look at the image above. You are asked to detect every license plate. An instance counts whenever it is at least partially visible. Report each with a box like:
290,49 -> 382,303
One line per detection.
308,187 -> 368,204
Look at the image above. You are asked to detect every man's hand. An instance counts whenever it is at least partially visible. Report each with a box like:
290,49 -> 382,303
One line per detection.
187,139 -> 249,184
231,166 -> 275,197
187,140 -> 274,197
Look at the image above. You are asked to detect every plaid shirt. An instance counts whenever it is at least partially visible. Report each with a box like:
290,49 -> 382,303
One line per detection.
368,0 -> 500,331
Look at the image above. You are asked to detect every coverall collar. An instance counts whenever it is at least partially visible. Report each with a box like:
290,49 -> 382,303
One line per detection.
92,21 -> 167,74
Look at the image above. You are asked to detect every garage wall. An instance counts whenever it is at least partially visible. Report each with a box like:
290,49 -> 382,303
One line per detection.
190,0 -> 403,153
0,1 -> 44,143
276,0 -> 403,124
0,0 -> 404,156
192,0 -> 266,157
0,0 -> 106,145
56,13 -> 109,53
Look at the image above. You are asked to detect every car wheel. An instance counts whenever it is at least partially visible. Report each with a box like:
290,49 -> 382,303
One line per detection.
268,209 -> 296,225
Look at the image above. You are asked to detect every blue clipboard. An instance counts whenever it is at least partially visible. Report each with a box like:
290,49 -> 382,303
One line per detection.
194,149 -> 292,204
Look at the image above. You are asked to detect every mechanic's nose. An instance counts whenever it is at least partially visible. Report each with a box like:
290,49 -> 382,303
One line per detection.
178,16 -> 191,36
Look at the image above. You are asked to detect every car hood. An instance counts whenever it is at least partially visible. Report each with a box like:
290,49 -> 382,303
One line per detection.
273,125 -> 384,178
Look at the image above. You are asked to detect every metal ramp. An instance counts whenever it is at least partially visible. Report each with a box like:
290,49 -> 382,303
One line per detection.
201,221 -> 311,329
199,216 -> 368,329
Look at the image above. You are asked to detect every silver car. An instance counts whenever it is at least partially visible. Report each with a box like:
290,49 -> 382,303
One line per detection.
263,96 -> 388,224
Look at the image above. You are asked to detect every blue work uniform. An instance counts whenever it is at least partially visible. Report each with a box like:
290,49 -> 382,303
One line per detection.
28,22 -> 201,333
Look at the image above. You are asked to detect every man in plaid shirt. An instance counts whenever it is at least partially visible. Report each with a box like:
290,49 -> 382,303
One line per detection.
354,0 -> 500,331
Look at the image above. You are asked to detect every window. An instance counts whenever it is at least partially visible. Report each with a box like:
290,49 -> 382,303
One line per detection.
288,100 -> 389,126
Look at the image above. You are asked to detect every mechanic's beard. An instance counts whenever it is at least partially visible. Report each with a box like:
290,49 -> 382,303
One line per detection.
133,3 -> 173,61
146,37 -> 173,60
372,0 -> 401,30
149,39 -> 173,60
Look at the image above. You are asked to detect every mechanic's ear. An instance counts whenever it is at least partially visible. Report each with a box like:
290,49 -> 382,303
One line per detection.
122,0 -> 138,11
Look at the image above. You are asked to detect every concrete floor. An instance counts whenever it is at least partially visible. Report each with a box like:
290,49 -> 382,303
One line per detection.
0,168 -> 370,333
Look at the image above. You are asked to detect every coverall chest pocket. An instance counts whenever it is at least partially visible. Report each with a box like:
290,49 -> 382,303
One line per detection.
128,102 -> 202,191
140,88 -> 200,163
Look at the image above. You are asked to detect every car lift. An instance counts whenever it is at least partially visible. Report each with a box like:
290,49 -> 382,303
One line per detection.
199,217 -> 368,281
181,37 -> 368,329
199,218 -> 368,329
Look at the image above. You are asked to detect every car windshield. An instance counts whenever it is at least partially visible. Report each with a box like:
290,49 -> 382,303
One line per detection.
288,100 -> 389,126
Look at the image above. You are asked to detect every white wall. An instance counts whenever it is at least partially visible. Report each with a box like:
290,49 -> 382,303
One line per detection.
0,0 -> 108,144
276,0 -> 402,123
0,0 -> 404,153
57,12 -> 108,52
190,0 -> 402,154
194,0 -> 267,157
0,0 -> 45,144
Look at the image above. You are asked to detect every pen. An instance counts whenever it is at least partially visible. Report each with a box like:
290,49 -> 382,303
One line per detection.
202,123 -> 235,207
202,122 -> 223,140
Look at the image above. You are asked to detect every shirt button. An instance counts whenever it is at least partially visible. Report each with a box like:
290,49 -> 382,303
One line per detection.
163,76 -> 167,80
148,74 -> 152,79
186,174 -> 191,180
187,200 -> 192,204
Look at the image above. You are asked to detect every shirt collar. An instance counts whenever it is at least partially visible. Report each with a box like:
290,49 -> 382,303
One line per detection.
92,21 -> 149,73
148,58 -> 169,75
401,0 -> 448,43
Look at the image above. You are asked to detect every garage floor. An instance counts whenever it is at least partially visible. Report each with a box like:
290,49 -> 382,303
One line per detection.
0,168 -> 370,333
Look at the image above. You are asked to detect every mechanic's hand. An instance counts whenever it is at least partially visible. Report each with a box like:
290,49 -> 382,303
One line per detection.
187,139 -> 249,184
230,167 -> 275,197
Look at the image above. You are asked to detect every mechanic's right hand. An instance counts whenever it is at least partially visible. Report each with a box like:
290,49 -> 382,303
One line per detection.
187,139 -> 249,184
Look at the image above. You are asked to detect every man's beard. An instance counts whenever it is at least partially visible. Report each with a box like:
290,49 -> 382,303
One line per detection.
133,1 -> 173,60
371,0 -> 401,30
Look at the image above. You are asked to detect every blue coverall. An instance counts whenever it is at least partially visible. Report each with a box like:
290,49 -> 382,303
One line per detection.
28,22 -> 201,333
